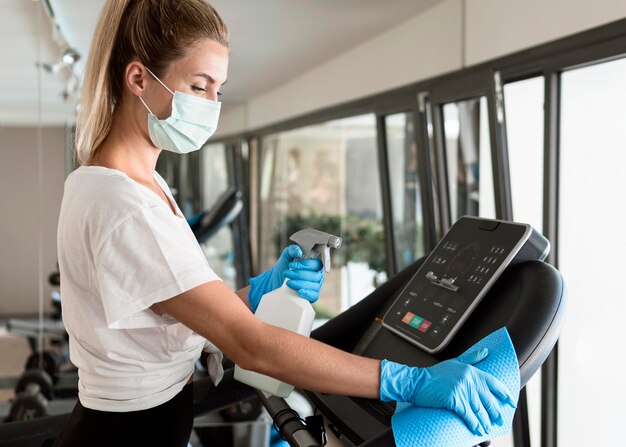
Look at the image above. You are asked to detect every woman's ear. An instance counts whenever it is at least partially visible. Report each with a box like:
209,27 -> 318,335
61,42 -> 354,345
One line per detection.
125,61 -> 148,97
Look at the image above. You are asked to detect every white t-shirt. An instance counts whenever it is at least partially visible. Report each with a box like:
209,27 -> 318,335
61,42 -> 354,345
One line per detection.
57,165 -> 223,412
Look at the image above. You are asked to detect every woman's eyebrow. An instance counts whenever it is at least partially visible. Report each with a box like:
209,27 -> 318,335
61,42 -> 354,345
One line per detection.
193,73 -> 227,85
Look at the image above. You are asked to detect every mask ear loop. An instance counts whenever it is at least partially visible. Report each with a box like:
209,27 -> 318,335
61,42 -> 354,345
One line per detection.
138,96 -> 156,116
140,66 -> 175,117
145,66 -> 175,96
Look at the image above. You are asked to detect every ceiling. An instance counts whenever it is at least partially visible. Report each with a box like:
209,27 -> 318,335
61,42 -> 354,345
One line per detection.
1,0 -> 442,126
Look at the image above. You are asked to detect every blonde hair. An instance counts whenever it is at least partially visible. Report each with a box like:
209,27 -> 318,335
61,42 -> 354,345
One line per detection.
75,0 -> 229,165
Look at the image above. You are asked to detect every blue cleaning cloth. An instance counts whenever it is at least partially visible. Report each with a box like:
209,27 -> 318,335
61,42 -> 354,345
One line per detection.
392,327 -> 520,447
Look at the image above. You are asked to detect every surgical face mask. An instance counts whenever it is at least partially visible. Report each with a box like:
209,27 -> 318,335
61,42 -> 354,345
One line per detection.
139,67 -> 221,154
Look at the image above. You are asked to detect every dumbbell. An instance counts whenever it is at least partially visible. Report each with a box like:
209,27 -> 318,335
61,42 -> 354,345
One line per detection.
24,349 -> 61,385
15,369 -> 55,401
6,383 -> 49,422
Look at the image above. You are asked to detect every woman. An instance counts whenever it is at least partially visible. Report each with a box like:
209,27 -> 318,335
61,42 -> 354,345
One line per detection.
53,1 -> 514,445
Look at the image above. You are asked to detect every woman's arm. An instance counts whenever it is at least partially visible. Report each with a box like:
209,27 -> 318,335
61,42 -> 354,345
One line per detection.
157,280 -> 381,399
235,285 -> 251,309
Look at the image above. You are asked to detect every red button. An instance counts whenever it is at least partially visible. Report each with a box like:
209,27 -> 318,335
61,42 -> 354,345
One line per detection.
402,312 -> 415,324
418,320 -> 432,333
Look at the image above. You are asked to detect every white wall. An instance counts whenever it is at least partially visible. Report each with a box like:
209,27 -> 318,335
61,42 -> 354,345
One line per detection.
216,0 -> 626,136
0,126 -> 66,315
465,0 -> 626,65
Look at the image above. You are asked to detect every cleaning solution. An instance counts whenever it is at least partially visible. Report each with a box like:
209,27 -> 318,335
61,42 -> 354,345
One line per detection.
234,228 -> 342,398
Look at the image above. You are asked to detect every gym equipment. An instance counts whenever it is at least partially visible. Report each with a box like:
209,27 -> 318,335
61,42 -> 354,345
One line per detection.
15,370 -> 54,402
24,350 -> 61,384
382,216 -> 548,353
190,187 -> 243,245
305,218 -> 565,446
0,216 -> 566,447
6,385 -> 49,423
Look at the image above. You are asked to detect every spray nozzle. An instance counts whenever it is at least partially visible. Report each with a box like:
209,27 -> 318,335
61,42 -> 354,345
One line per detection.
289,228 -> 342,273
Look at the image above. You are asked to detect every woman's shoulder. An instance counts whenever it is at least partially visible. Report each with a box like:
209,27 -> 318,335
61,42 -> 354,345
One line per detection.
65,166 -> 153,217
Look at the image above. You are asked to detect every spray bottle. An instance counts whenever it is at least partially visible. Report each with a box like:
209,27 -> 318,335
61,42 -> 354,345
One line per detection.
234,228 -> 342,398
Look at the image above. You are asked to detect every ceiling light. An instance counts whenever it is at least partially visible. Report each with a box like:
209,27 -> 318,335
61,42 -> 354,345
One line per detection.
61,47 -> 80,66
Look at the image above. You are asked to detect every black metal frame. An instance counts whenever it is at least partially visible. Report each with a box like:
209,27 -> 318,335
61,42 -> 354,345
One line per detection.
206,17 -> 626,447
540,71 -> 561,447
376,115 -> 398,276
223,138 -> 254,288
415,93 -> 439,252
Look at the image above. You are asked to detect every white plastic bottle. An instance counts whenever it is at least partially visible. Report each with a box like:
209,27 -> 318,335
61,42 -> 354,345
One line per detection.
234,229 -> 342,398
234,281 -> 316,397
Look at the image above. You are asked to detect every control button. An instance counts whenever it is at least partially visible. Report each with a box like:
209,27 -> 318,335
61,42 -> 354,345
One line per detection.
446,307 -> 457,314
418,320 -> 432,333
432,256 -> 448,265
430,325 -> 443,337
442,242 -> 458,252
440,277 -> 457,289
401,312 -> 415,324
471,275 -> 483,284
433,301 -> 444,308
404,298 -> 411,307
440,314 -> 451,325
409,315 -> 425,329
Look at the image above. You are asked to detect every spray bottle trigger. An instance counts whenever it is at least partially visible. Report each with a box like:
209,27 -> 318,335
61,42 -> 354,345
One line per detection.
322,245 -> 331,272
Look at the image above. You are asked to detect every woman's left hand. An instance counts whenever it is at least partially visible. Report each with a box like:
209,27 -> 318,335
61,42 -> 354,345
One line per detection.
248,245 -> 324,312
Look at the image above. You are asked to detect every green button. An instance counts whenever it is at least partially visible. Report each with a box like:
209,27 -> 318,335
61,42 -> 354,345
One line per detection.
409,316 -> 424,329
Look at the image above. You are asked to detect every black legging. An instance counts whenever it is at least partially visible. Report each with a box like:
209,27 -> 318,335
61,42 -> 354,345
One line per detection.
51,382 -> 193,447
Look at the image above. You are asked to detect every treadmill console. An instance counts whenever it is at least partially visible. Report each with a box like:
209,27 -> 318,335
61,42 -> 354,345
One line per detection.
382,216 -> 549,353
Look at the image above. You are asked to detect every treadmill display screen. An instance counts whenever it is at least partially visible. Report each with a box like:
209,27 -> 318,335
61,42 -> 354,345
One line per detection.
382,217 -> 530,353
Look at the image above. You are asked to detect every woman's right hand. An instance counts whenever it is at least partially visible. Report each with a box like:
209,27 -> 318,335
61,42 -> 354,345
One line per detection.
379,348 -> 516,436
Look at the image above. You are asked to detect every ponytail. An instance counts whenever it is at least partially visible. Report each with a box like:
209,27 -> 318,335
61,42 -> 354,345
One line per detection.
75,0 -> 130,166
75,0 -> 229,166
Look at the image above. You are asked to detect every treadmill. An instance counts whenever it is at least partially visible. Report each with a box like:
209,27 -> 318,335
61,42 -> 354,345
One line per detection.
0,217 -> 566,447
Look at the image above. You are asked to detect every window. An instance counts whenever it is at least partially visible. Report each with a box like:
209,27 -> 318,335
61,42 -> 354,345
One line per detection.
199,142 -> 237,289
504,77 -> 545,231
503,76 -> 545,447
442,97 -> 495,222
558,57 -> 626,446
258,115 -> 386,318
385,112 -> 425,269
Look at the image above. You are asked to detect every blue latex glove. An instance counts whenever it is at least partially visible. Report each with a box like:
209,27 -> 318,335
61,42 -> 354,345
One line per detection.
379,348 -> 516,436
248,245 -> 324,313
